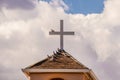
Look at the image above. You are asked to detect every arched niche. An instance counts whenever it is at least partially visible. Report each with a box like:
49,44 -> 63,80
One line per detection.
50,78 -> 64,80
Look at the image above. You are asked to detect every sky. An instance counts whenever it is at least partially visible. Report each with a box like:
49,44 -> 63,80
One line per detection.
45,0 -> 104,14
0,0 -> 120,80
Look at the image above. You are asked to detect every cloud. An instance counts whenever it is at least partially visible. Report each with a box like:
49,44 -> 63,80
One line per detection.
0,0 -> 35,10
0,0 -> 120,80
49,0 -> 69,11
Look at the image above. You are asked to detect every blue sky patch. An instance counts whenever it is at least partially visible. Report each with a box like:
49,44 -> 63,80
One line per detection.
43,0 -> 104,15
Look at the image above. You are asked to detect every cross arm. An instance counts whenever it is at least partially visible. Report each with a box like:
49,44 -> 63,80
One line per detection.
62,32 -> 75,35
49,31 -> 61,35
49,31 -> 75,35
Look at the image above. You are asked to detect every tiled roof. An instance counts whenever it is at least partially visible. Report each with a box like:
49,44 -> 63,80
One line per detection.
25,49 -> 88,69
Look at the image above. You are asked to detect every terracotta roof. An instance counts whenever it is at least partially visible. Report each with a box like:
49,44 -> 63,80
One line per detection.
25,49 -> 88,69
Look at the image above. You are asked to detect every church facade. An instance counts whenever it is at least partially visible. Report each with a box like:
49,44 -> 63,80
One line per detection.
22,49 -> 98,80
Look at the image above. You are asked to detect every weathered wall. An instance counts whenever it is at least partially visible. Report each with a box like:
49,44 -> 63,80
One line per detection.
30,73 -> 88,80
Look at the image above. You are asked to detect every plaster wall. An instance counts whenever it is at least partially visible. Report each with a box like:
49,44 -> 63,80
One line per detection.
30,73 -> 88,80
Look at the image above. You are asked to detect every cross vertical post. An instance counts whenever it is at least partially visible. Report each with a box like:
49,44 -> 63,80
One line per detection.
49,20 -> 75,50
60,20 -> 63,50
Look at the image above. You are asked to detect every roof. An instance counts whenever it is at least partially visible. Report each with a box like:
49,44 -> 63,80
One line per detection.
22,49 -> 98,80
25,49 -> 88,69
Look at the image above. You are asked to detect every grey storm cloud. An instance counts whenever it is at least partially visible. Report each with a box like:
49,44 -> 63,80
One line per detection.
0,0 -> 35,9
99,55 -> 120,80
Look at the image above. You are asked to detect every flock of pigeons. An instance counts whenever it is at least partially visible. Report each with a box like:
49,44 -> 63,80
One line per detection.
47,48 -> 66,61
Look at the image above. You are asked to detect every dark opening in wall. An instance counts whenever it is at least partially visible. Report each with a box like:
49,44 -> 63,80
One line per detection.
51,78 -> 64,80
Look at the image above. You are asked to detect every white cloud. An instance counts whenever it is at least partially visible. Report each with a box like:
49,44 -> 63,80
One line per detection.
0,0 -> 120,80
49,0 -> 69,11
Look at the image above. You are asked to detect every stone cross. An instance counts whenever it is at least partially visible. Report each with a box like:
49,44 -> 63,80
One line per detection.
49,20 -> 75,50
